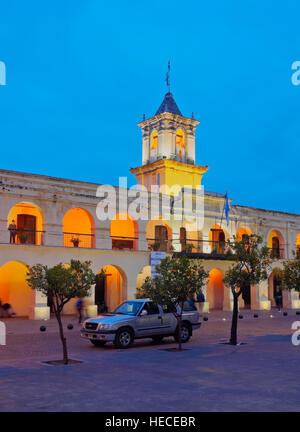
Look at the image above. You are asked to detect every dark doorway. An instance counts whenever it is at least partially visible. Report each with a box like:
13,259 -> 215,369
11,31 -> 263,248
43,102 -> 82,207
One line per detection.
242,281 -> 251,308
155,225 -> 168,251
95,276 -> 106,308
272,236 -> 280,258
180,227 -> 187,251
17,214 -> 36,244
273,275 -> 283,307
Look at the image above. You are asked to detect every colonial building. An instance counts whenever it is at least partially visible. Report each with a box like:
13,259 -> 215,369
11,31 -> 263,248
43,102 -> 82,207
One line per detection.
1,90 -> 300,319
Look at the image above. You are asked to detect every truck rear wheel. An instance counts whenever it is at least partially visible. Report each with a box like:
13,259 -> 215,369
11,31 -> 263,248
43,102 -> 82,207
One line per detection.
174,322 -> 191,343
114,327 -> 134,349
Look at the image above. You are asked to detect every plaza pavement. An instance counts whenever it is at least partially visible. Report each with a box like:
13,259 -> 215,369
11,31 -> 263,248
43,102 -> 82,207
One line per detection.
0,309 -> 299,412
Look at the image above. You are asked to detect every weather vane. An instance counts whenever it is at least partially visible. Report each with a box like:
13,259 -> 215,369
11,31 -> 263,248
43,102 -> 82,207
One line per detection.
166,61 -> 170,93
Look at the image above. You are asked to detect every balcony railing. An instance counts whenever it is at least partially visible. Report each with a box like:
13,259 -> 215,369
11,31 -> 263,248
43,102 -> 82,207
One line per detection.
111,236 -> 138,251
9,229 -> 45,246
147,238 -> 233,256
269,247 -> 285,260
63,232 -> 95,248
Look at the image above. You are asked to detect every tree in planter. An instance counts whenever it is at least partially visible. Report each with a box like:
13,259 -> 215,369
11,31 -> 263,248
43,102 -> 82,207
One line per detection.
138,255 -> 208,351
223,234 -> 272,345
27,260 -> 100,364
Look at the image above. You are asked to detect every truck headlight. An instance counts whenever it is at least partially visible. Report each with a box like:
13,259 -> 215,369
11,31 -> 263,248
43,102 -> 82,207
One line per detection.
99,323 -> 110,330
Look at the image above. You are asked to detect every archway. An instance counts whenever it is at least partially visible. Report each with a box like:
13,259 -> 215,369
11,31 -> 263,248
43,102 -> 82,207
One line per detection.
267,230 -> 285,259
136,266 -> 151,292
146,218 -> 172,252
209,224 -> 226,254
7,202 -> 45,245
180,221 -> 200,252
63,208 -> 95,248
296,234 -> 300,258
110,213 -> 139,250
95,265 -> 127,312
268,269 -> 283,308
0,261 -> 33,317
206,269 -> 224,310
236,227 -> 253,242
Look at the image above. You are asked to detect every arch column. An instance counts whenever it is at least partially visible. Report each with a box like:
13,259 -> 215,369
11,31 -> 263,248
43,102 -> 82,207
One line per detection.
223,285 -> 233,311
257,279 -> 271,310
282,289 -> 300,309
29,289 -> 50,320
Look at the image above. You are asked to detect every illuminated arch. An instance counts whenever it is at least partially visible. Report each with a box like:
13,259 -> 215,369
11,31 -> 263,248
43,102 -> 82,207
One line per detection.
63,208 -> 95,248
236,227 -> 253,242
150,130 -> 158,150
209,224 -> 226,254
206,269 -> 225,310
136,266 -> 151,291
296,234 -> 300,258
0,260 -> 33,317
176,129 -> 185,160
7,202 -> 45,245
268,268 -> 283,307
180,221 -> 200,252
267,229 -> 285,259
146,218 -> 172,252
95,265 -> 127,312
110,213 -> 139,250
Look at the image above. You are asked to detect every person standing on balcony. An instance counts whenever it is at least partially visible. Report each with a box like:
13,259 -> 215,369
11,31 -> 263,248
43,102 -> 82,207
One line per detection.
8,220 -> 17,244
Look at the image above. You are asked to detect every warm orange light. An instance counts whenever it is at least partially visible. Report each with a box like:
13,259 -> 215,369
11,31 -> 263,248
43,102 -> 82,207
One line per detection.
176,129 -> 185,160
110,213 -> 138,250
63,208 -> 95,248
236,227 -> 252,242
206,269 -> 224,310
98,265 -> 125,312
151,131 -> 158,150
0,261 -> 32,316
7,202 -> 44,245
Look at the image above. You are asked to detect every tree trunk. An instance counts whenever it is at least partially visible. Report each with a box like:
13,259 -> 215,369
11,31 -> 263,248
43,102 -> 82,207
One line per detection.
56,310 -> 69,364
178,315 -> 182,351
230,293 -> 239,345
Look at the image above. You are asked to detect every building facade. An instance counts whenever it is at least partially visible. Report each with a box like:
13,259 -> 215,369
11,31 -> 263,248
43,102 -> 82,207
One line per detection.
1,91 -> 300,319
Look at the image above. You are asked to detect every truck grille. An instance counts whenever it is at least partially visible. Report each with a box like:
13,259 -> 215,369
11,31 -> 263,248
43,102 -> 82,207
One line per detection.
85,322 -> 98,330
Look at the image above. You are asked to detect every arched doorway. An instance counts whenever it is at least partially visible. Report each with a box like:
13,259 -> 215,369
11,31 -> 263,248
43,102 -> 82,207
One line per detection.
95,265 -> 127,313
0,261 -> 33,317
7,202 -> 45,245
209,224 -> 226,254
146,219 -> 172,252
206,269 -> 224,310
63,208 -> 95,248
296,234 -> 300,259
268,269 -> 283,308
236,227 -> 253,242
267,230 -> 285,259
110,213 -> 138,250
136,266 -> 151,292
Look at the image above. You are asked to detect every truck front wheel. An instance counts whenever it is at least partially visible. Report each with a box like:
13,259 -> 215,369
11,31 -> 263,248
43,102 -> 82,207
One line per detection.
114,327 -> 134,349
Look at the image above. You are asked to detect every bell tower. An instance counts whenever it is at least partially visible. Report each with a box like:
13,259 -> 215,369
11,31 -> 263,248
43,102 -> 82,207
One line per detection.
130,71 -> 208,194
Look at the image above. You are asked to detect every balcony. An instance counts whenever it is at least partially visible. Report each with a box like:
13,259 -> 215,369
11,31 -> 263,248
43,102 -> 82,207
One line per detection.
9,229 -> 45,246
63,232 -> 95,248
269,247 -> 285,260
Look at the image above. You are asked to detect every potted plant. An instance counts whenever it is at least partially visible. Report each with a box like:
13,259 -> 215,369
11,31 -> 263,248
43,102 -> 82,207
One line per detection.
70,237 -> 80,247
18,232 -> 27,244
183,243 -> 194,253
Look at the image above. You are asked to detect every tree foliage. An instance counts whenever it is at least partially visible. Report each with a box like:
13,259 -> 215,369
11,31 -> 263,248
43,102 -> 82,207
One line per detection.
27,260 -> 100,364
138,255 -> 208,350
280,253 -> 300,292
223,234 -> 272,345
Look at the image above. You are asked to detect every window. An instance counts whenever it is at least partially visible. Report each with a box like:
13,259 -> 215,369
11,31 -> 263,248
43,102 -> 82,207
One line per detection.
176,129 -> 185,159
141,302 -> 160,315
151,131 -> 158,150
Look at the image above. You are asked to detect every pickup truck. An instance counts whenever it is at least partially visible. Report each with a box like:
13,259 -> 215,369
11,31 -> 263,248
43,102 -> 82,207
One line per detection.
80,299 -> 201,349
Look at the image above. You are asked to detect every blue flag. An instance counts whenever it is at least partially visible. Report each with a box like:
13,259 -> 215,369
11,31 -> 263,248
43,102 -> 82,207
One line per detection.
225,192 -> 230,226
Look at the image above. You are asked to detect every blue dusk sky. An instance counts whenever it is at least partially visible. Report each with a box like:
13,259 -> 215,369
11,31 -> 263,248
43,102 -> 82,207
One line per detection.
0,1 -> 299,213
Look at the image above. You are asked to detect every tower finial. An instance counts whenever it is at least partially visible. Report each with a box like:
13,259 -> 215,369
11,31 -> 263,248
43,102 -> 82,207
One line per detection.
166,61 -> 170,93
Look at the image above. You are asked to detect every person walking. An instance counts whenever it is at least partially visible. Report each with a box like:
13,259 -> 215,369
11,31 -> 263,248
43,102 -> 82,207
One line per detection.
75,298 -> 84,323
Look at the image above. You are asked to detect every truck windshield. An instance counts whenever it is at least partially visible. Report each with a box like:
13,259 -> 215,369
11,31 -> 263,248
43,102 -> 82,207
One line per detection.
113,301 -> 142,316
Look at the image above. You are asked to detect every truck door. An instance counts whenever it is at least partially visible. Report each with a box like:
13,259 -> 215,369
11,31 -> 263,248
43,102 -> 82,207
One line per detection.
135,302 -> 163,336
160,304 -> 178,334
